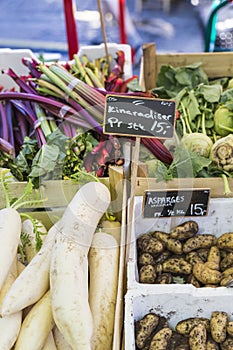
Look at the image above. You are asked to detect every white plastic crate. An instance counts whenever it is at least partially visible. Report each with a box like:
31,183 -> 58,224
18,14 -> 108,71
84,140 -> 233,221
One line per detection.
0,48 -> 37,90
78,43 -> 133,80
124,287 -> 233,350
127,196 -> 233,290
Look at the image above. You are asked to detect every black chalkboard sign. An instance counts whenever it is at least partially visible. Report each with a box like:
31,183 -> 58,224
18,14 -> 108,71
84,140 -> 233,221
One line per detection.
143,188 -> 210,218
103,94 -> 176,139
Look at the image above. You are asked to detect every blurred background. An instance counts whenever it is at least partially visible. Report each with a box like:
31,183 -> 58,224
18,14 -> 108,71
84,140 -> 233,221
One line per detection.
0,0 -> 233,72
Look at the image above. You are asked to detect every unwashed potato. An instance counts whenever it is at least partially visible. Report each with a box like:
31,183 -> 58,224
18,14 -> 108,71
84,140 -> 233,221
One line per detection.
220,252 -> 233,271
207,246 -> 221,270
149,327 -> 172,350
226,321 -> 233,336
183,234 -> 216,254
150,231 -> 183,255
140,236 -> 165,256
170,220 -> 199,240
162,257 -> 192,275
192,262 -> 222,285
189,322 -> 207,350
210,311 -> 228,344
220,337 -> 233,350
176,317 -> 210,336
138,252 -> 154,267
207,337 -> 220,349
167,331 -> 190,350
139,264 -> 156,284
217,232 -> 233,251
135,313 -> 160,349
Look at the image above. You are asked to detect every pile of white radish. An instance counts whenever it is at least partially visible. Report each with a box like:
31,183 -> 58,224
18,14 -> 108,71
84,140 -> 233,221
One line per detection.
0,181 -> 121,350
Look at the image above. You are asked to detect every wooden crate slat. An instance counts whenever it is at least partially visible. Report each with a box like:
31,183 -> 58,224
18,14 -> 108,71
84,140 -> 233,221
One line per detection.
155,51 -> 233,79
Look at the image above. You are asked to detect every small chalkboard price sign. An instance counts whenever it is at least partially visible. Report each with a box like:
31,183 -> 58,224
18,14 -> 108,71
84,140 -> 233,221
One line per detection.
143,188 -> 210,218
103,94 -> 176,139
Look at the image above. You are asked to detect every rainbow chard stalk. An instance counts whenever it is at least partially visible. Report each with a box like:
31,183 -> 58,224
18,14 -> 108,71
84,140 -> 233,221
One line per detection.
4,68 -> 37,94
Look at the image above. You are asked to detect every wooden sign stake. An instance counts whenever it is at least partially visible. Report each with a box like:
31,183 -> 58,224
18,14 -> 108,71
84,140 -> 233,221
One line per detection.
97,0 -> 111,73
125,137 -> 140,264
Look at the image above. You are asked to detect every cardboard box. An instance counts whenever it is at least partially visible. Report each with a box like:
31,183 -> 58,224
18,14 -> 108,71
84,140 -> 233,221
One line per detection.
127,196 -> 233,290
0,48 -> 37,90
124,287 -> 233,350
78,43 -> 133,80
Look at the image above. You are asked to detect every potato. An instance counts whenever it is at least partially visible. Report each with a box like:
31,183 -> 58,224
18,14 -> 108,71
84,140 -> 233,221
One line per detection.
196,248 -> 209,262
226,321 -> 233,336
167,331 -> 190,350
138,252 -> 154,267
207,246 -> 221,270
135,313 -> 160,349
176,317 -> 210,335
137,233 -> 151,250
192,262 -> 222,285
183,234 -> 216,253
207,337 -> 220,349
210,311 -> 228,343
155,273 -> 173,284
217,232 -> 233,251
170,220 -> 199,240
189,322 -> 207,350
140,236 -> 165,255
220,337 -> 233,350
221,266 -> 233,278
186,274 -> 201,288
154,250 -> 171,264
220,273 -> 233,287
162,257 -> 192,275
220,252 -> 233,271
186,251 -> 205,265
139,264 -> 157,284
149,327 -> 172,350
151,231 -> 183,255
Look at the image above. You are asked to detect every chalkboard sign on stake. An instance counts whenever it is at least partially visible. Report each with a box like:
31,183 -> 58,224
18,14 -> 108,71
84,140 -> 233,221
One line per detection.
103,94 -> 176,139
143,188 -> 210,218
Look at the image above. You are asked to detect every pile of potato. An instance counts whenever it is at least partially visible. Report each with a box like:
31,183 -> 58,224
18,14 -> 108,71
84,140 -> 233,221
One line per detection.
136,220 -> 233,287
135,311 -> 233,349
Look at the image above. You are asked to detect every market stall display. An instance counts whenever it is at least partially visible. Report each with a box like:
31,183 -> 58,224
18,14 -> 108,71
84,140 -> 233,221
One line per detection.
0,43 -> 233,349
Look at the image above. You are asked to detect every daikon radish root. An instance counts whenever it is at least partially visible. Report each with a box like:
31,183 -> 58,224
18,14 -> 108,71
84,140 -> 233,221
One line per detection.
0,258 -> 21,346
53,326 -> 72,350
50,181 -> 111,350
101,219 -> 121,246
22,218 -> 47,263
14,290 -> 54,350
42,331 -> 57,350
89,231 -> 120,350
0,207 -> 21,291
0,223 -> 59,316
17,260 -> 26,275
0,256 -> 22,350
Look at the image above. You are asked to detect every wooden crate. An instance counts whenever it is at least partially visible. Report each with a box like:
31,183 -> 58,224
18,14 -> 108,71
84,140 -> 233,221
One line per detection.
140,43 -> 233,90
0,177 -> 112,229
0,174 -> 126,350
138,44 -> 233,198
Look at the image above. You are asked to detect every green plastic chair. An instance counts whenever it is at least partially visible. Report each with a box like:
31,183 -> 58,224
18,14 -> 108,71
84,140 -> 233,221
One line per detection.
205,0 -> 233,52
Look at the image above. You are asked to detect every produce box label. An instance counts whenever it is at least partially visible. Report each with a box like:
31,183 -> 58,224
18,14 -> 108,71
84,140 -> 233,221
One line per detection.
143,188 -> 210,218
103,94 -> 176,138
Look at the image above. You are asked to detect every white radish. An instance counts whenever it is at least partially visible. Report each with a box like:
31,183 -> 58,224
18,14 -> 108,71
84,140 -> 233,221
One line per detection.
41,331 -> 57,350
89,231 -> 119,350
53,326 -> 72,350
0,207 -> 21,290
50,181 -> 111,350
22,218 -> 47,262
0,222 -> 59,316
101,219 -> 121,245
14,290 -> 54,350
0,256 -> 22,350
